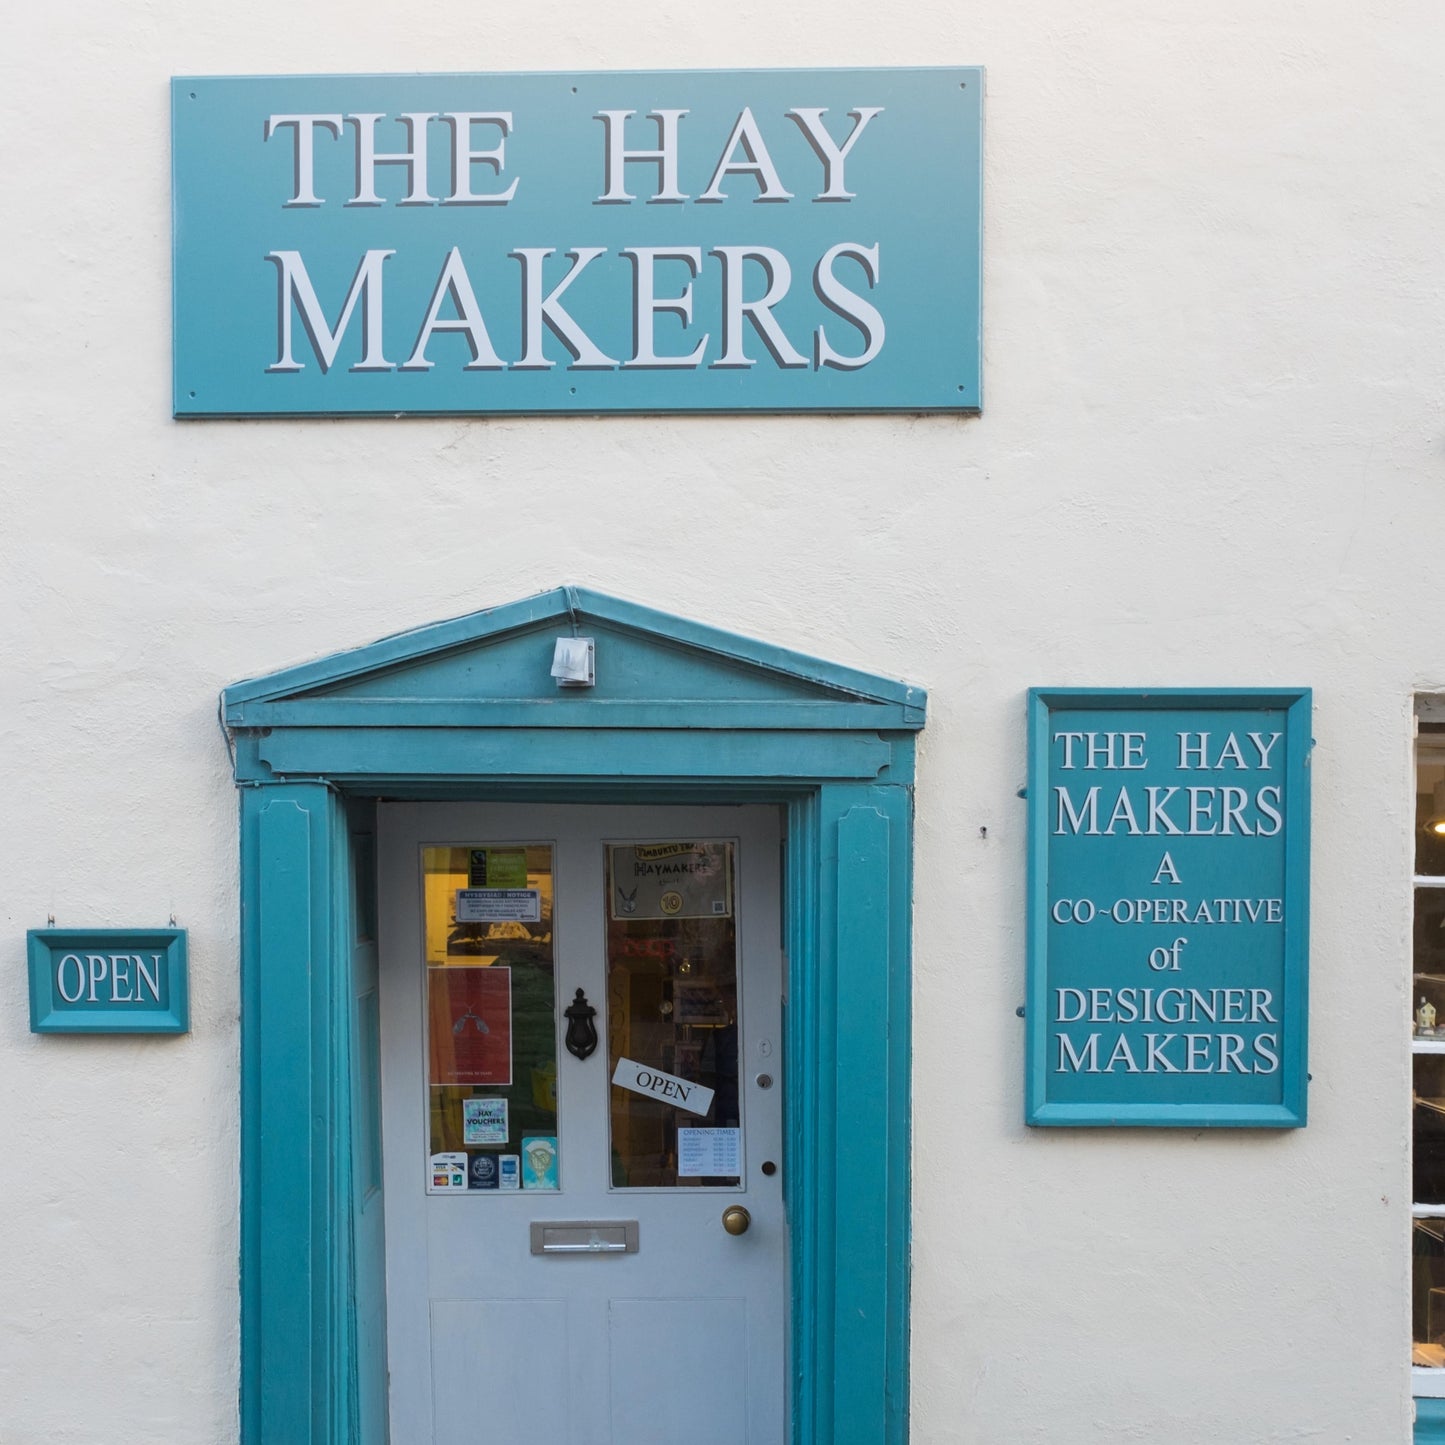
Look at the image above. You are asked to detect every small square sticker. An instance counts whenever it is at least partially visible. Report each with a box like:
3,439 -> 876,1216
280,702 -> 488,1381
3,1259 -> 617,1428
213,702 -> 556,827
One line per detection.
428,1151 -> 468,1192
463,1097 -> 509,1146
521,1136 -> 558,1190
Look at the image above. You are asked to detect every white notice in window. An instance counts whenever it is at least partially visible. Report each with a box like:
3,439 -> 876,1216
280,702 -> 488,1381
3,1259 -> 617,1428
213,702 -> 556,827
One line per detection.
677,1127 -> 741,1177
612,1057 -> 715,1117
455,888 -> 541,923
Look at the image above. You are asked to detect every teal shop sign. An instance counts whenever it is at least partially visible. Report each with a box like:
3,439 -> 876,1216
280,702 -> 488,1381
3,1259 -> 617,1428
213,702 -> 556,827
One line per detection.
28,928 -> 189,1034
1026,690 -> 1311,1128
171,68 -> 982,416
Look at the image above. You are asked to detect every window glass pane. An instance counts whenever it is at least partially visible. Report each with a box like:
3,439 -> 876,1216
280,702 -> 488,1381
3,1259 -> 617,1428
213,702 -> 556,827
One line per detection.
1418,771 -> 1445,877
1417,1055 -> 1445,1205
1418,889 -> 1445,988
1417,751 -> 1445,1372
1415,1217 -> 1445,1366
605,841 -> 741,1189
423,844 -> 558,1191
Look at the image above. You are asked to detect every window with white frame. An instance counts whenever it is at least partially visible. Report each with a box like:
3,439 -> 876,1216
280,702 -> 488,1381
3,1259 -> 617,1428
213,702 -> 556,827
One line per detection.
1413,711 -> 1445,1392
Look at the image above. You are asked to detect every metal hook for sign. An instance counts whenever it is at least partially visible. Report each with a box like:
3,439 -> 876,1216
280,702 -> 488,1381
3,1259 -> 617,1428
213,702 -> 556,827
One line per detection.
564,988 -> 598,1060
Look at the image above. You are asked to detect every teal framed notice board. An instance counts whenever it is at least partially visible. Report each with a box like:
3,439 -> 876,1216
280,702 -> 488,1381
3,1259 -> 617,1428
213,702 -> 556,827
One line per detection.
1026,689 -> 1311,1128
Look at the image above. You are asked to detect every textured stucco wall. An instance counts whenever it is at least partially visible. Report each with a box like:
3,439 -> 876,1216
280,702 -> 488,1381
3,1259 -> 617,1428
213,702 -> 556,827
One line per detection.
3,2 -> 1443,1440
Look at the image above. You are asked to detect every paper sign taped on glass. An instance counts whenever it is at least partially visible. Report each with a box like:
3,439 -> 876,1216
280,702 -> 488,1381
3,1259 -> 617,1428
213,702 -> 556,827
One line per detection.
608,841 -> 732,920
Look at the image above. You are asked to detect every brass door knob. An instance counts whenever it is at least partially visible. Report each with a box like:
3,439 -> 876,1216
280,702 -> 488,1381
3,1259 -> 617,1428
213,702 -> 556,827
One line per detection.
721,1205 -> 751,1236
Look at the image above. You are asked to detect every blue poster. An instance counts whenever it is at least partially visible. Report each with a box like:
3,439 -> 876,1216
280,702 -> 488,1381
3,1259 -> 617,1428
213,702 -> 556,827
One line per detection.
171,68 -> 982,416
1026,690 -> 1311,1128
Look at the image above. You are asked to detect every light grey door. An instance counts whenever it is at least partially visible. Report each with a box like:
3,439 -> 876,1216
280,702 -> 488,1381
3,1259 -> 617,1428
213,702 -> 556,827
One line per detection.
378,802 -> 787,1445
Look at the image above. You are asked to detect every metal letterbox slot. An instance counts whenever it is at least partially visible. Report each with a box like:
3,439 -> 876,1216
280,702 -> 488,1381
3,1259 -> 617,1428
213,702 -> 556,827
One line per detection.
530,1220 -> 640,1256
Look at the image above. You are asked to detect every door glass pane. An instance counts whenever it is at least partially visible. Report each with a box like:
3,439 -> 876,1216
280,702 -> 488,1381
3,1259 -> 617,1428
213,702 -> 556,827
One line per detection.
605,840 -> 741,1188
423,844 -> 559,1192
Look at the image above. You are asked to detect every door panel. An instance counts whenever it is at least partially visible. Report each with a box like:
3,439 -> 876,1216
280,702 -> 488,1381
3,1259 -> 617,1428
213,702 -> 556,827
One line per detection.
430,1299 -> 571,1443
379,803 -> 786,1445
607,1297 -> 747,1445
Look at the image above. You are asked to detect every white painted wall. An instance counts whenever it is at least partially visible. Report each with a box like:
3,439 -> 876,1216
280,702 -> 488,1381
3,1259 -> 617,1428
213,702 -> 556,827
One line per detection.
2,2 -> 1442,1440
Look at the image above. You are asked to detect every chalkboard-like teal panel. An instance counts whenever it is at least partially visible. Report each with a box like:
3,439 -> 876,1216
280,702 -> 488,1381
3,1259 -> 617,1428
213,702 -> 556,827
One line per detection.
173,68 -> 982,416
28,928 -> 189,1034
1026,689 -> 1311,1128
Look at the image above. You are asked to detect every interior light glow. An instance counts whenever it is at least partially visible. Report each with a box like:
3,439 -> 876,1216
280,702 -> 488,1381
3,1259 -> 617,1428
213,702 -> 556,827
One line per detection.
1427,781 -> 1445,835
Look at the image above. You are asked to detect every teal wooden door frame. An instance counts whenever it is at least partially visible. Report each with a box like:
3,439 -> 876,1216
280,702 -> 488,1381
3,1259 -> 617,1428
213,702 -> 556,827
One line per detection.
1420,1400 -> 1445,1442
224,587 -> 925,1445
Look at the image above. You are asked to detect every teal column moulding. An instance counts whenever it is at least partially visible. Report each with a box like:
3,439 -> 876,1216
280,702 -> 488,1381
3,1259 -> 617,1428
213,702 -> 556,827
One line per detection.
222,586 -> 925,1445
1418,1398 -> 1445,1443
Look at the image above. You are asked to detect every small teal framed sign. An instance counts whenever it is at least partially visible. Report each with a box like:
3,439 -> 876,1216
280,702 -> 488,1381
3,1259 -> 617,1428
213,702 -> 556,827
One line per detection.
28,928 -> 189,1034
1026,689 -> 1311,1128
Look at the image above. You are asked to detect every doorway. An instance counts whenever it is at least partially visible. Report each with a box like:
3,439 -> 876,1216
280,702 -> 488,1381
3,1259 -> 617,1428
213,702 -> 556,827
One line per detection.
378,803 -> 787,1444
223,586 -> 920,1445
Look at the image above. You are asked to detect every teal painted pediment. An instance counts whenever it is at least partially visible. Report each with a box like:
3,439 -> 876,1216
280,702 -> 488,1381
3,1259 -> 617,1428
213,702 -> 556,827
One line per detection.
223,587 -> 925,733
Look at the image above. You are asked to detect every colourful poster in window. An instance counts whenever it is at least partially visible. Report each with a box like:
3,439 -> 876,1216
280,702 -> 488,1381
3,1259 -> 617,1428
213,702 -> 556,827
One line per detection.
428,967 -> 513,1086
463,1097 -> 509,1146
468,848 -> 528,888
521,1136 -> 559,1190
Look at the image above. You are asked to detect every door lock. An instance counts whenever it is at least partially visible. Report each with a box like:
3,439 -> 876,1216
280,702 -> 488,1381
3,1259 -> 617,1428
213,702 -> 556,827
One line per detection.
721,1205 -> 752,1236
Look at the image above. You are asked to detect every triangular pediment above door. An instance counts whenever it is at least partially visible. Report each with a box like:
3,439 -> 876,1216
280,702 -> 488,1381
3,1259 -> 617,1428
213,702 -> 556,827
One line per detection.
222,586 -> 926,732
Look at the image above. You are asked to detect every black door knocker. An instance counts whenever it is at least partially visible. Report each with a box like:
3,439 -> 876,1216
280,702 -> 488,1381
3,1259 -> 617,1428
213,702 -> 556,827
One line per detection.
564,988 -> 598,1060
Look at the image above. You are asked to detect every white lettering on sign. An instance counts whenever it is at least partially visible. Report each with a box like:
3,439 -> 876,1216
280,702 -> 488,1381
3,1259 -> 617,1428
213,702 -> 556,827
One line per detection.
1054,1030 -> 1280,1076
1039,708 -> 1303,1103
53,952 -> 163,1006
266,248 -> 395,373
786,107 -> 885,201
619,247 -> 708,369
256,105 -> 890,377
611,1057 -> 714,1117
1052,783 -> 1284,837
267,112 -> 520,208
264,244 -> 886,376
595,109 -> 691,203
56,954 -> 85,1003
266,106 -> 884,210
1054,987 -> 1279,1026
1049,896 -> 1284,926
135,953 -> 163,1002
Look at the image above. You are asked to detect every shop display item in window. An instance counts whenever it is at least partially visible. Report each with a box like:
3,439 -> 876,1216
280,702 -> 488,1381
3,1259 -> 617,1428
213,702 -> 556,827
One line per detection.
1420,996 -> 1440,1037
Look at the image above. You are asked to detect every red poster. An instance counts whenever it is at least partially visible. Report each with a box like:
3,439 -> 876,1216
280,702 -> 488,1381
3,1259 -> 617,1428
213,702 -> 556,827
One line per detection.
428,967 -> 513,1086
